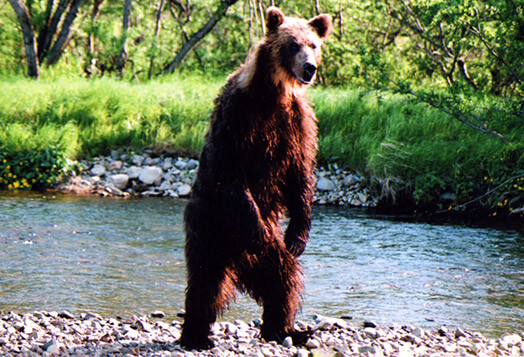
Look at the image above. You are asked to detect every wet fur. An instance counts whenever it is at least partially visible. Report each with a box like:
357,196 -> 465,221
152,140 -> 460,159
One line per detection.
180,7 -> 331,351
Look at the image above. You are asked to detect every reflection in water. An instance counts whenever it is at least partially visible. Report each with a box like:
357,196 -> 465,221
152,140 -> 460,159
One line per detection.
0,192 -> 522,337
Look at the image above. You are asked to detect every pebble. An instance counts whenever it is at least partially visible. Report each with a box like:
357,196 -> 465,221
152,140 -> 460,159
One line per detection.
55,150 -> 378,208
1,310 -> 519,356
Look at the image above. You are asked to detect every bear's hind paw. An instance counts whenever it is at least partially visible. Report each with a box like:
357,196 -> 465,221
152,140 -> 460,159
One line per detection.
178,336 -> 214,351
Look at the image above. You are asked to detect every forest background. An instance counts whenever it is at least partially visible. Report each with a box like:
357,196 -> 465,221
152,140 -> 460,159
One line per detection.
0,0 -> 523,217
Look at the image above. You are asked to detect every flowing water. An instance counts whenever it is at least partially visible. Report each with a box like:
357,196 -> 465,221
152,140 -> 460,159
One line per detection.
0,192 -> 523,337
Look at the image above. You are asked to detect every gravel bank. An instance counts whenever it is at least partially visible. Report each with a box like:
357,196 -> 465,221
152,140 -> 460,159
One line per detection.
56,150 -> 377,208
1,311 -> 523,356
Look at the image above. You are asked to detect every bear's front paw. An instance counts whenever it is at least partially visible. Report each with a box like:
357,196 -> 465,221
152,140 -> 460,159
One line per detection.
285,236 -> 306,256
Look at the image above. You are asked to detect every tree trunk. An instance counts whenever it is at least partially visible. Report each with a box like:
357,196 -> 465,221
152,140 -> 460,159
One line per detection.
84,0 -> 104,76
37,0 -> 68,62
115,0 -> 133,76
164,0 -> 239,73
7,0 -> 39,78
45,0 -> 87,66
148,0 -> 166,79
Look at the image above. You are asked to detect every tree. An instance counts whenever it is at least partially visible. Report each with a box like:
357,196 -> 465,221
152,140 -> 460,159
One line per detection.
7,0 -> 87,78
7,0 -> 38,78
163,0 -> 239,73
115,0 -> 132,77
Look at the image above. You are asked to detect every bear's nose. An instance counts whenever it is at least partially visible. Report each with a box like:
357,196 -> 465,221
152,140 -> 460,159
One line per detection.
303,63 -> 317,82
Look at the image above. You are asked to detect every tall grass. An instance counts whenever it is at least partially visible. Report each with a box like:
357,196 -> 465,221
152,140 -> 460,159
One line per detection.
0,75 -> 221,157
312,88 -> 524,210
1,76 -> 522,214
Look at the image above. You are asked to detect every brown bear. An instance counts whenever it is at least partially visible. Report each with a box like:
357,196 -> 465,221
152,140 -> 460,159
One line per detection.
179,7 -> 332,350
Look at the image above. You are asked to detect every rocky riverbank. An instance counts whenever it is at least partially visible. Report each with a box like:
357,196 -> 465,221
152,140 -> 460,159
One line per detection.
1,310 -> 523,356
55,150 -> 377,208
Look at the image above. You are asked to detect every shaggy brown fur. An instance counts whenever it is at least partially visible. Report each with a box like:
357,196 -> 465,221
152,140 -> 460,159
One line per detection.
179,7 -> 332,351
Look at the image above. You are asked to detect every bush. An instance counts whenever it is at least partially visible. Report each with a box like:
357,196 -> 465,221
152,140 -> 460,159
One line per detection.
0,122 -> 78,190
0,145 -> 67,190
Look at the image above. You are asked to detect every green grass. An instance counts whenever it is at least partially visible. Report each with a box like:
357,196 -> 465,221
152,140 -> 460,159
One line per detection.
311,87 -> 524,212
1,76 -> 522,215
0,75 -> 221,158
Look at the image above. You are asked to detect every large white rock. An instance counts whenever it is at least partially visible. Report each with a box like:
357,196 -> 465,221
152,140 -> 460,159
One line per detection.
317,177 -> 336,191
90,165 -> 106,176
139,166 -> 163,185
176,184 -> 192,197
125,166 -> 143,179
109,174 -> 129,190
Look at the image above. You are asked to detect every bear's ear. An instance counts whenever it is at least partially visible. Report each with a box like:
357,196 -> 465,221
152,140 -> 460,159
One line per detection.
266,7 -> 284,32
308,14 -> 332,40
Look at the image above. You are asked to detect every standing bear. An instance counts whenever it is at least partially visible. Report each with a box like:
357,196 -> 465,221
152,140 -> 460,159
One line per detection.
180,7 -> 332,350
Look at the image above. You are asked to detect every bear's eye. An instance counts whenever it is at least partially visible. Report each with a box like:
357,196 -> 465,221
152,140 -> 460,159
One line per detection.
288,41 -> 301,53
310,43 -> 317,50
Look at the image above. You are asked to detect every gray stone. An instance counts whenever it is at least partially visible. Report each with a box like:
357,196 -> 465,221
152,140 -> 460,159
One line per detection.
296,349 -> 309,357
138,166 -> 163,185
500,334 -> 522,347
87,176 -> 101,184
357,192 -> 368,203
140,190 -> 162,197
90,165 -> 106,176
343,175 -> 358,187
158,180 -> 172,191
186,159 -> 199,170
162,160 -> 173,171
150,311 -> 165,318
412,326 -> 425,338
143,157 -> 156,165
108,160 -> 123,171
305,338 -> 321,349
174,159 -> 187,170
316,177 -> 335,191
282,336 -> 293,348
125,166 -> 143,179
132,155 -> 144,166
44,339 -> 60,355
110,174 -> 129,190
58,310 -> 75,319
358,345 -> 376,354
350,197 -> 362,206
176,184 -> 192,197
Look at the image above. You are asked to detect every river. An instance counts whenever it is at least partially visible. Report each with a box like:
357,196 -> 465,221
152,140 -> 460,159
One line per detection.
0,192 -> 522,338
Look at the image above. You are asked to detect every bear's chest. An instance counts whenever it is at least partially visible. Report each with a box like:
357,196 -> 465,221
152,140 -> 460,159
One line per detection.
250,111 -> 304,163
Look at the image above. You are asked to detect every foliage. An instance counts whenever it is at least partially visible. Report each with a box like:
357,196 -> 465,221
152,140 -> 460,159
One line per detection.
0,75 -> 219,157
0,76 -> 522,216
311,87 -> 524,213
1,0 -> 523,217
0,123 -> 77,190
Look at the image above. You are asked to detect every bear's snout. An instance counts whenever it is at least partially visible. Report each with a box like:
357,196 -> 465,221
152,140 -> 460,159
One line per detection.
303,63 -> 317,82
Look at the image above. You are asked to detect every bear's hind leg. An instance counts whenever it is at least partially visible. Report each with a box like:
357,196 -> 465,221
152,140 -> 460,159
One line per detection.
180,248 -> 235,350
180,201 -> 236,350
239,243 -> 305,343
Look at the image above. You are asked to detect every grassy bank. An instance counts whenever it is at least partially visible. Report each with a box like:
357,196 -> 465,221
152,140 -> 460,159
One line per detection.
0,76 -> 522,216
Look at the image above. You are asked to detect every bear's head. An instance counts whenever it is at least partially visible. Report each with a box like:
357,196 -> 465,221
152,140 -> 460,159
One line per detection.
265,7 -> 332,86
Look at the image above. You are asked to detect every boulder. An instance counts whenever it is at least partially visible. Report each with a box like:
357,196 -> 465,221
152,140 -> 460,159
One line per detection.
138,166 -> 163,185
317,177 -> 336,191
90,165 -> 106,176
109,174 -> 129,190
108,160 -> 123,171
176,184 -> 192,197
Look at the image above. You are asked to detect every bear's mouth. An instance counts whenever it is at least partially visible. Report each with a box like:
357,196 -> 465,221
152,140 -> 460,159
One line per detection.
295,75 -> 312,85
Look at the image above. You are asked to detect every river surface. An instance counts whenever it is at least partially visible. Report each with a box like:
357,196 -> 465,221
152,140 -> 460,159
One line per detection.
0,192 -> 523,338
